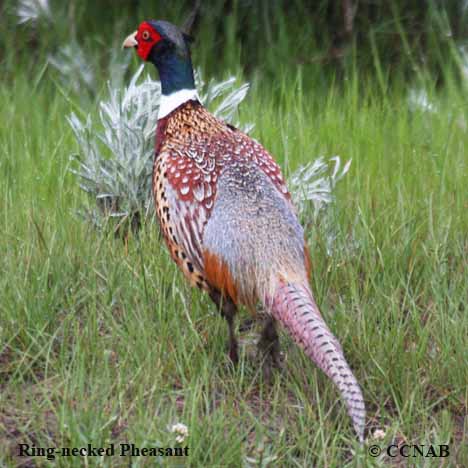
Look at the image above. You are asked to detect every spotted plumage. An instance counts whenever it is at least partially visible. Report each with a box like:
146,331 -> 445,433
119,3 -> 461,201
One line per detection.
124,19 -> 366,442
153,101 -> 291,295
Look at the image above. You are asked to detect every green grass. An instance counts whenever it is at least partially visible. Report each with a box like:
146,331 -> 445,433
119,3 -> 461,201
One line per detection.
1,39 -> 468,468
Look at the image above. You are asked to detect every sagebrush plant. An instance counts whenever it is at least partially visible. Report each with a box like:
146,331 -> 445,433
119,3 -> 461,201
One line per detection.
49,42 -> 96,95
68,65 -> 159,233
289,156 -> 351,223
289,157 -> 352,255
49,43 -> 132,95
70,65 -> 349,239
15,0 -> 131,96
16,0 -> 51,25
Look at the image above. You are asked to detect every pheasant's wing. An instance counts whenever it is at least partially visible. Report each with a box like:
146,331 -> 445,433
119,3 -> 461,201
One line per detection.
153,149 -> 217,290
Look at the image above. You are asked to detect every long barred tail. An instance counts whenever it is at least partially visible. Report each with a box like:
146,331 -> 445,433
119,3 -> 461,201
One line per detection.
268,281 -> 366,442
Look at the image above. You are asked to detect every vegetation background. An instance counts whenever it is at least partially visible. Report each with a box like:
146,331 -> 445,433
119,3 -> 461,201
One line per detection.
1,0 -> 467,466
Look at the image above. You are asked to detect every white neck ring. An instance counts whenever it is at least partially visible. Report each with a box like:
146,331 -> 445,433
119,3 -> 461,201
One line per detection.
158,89 -> 200,119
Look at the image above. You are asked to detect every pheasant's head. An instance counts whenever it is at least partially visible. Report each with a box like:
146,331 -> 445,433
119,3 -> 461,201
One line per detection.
123,20 -> 191,63
123,20 -> 195,99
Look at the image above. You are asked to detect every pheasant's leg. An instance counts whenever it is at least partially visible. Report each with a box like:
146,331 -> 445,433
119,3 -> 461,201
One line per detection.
239,305 -> 265,333
257,317 -> 282,382
209,291 -> 239,364
223,303 -> 239,364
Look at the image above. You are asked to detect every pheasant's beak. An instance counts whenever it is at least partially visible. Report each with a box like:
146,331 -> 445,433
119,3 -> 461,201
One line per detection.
122,31 -> 138,49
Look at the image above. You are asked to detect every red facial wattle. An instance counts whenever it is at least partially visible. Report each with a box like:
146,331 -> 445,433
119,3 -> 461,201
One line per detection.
136,22 -> 162,61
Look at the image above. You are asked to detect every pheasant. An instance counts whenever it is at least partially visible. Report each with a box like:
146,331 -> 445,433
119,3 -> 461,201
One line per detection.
123,20 -> 366,442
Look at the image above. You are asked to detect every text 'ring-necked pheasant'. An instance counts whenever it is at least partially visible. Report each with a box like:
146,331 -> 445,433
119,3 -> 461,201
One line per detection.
123,19 -> 366,442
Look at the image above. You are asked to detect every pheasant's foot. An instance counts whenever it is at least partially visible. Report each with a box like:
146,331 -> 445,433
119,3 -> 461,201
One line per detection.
258,347 -> 284,384
238,317 -> 255,333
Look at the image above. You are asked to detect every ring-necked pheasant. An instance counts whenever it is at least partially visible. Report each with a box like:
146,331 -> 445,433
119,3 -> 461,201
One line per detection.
123,19 -> 366,442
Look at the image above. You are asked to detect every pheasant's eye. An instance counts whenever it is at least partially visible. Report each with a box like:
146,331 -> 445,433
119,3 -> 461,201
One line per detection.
142,30 -> 150,40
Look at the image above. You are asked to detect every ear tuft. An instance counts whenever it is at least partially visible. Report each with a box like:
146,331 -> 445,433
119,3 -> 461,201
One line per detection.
183,32 -> 194,44
181,0 -> 200,40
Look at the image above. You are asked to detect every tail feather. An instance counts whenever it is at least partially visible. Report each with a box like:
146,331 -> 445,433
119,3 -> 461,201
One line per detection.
268,281 -> 366,442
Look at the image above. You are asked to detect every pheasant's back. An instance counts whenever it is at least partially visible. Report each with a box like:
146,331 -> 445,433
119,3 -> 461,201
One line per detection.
157,101 -> 290,204
203,158 -> 307,305
154,101 -> 307,306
